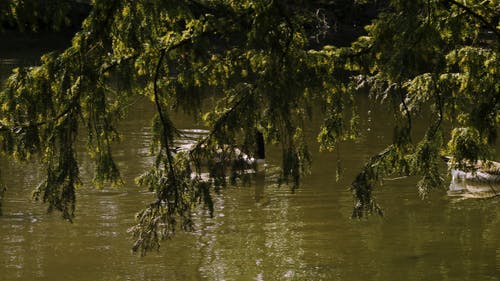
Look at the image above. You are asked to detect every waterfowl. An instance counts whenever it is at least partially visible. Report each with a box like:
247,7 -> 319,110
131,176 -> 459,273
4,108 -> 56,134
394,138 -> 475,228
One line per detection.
174,128 -> 266,173
443,156 -> 500,198
444,157 -> 500,183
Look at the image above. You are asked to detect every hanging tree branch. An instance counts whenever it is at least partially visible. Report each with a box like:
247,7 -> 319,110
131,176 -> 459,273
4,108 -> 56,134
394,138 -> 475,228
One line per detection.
0,88 -> 81,133
442,0 -> 500,39
430,75 -> 443,138
189,84 -> 256,157
152,29 -> 211,174
153,48 -> 176,178
400,89 -> 412,142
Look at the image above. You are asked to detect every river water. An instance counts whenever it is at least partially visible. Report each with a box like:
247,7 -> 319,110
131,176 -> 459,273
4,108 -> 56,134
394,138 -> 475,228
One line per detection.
0,32 -> 499,281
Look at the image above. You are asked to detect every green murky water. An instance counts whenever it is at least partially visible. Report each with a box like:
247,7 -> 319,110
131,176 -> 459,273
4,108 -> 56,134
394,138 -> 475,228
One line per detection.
1,32 -> 499,281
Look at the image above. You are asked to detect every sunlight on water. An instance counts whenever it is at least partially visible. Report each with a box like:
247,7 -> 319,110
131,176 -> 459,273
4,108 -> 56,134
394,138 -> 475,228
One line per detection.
1,98 -> 499,280
1,34 -> 500,281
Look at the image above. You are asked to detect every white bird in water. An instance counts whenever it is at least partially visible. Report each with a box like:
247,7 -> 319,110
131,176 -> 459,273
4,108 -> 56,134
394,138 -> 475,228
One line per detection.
443,156 -> 500,198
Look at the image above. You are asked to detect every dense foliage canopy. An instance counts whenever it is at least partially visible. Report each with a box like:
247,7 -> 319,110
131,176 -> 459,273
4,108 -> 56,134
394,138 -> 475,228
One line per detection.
0,0 -> 498,253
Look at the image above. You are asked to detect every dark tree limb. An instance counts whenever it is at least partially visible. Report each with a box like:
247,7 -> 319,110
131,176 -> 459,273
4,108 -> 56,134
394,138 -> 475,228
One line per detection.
153,48 -> 176,179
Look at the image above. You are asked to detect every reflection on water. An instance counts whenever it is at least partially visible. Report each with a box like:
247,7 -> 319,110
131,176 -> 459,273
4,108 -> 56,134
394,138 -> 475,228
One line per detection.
193,180 -> 309,281
1,33 -> 500,281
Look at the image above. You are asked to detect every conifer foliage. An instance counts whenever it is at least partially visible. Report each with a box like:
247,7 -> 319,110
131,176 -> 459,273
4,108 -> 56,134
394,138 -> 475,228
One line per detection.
0,0 -> 498,253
